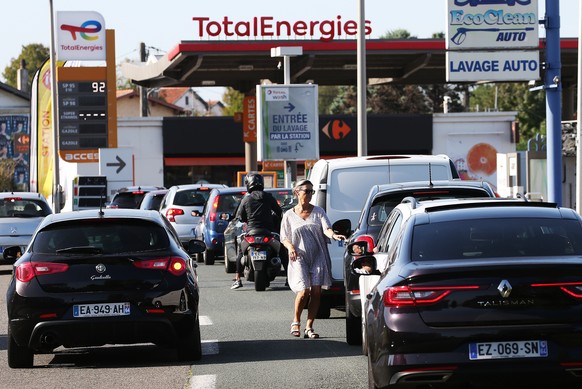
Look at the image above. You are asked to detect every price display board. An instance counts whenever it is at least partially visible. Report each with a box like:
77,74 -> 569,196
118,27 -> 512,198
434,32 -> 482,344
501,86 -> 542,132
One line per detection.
58,80 -> 108,150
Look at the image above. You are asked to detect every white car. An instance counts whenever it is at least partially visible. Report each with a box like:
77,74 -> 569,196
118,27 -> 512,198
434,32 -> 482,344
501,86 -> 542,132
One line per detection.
159,184 -> 228,244
0,192 -> 52,263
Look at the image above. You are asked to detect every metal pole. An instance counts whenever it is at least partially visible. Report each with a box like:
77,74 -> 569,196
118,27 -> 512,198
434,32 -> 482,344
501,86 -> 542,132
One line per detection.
357,0 -> 367,157
545,0 -> 562,205
576,0 -> 582,213
49,0 -> 61,213
282,55 -> 296,187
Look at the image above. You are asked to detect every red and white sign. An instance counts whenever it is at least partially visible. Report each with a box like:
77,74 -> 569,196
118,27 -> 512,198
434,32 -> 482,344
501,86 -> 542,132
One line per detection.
192,16 -> 372,42
243,96 -> 257,143
56,11 -> 106,61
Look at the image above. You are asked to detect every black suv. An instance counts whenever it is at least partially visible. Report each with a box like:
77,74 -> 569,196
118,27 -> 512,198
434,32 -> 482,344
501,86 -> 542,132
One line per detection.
107,186 -> 166,209
344,180 -> 496,346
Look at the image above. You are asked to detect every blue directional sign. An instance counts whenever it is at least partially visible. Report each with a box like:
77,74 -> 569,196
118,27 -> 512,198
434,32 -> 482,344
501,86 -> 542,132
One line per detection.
256,84 -> 319,161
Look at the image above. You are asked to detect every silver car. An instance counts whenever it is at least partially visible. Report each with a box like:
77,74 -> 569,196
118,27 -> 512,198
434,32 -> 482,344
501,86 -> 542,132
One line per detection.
159,184 -> 227,244
0,192 -> 52,263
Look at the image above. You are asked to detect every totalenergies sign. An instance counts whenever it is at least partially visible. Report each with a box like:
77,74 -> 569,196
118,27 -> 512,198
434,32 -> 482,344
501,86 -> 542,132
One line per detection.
192,16 -> 372,42
56,11 -> 106,60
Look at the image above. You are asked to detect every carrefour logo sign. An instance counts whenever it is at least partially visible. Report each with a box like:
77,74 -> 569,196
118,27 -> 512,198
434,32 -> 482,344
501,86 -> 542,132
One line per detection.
446,0 -> 538,50
56,11 -> 106,61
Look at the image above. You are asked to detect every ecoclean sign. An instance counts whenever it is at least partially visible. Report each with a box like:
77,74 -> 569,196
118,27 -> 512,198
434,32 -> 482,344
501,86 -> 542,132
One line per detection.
445,0 -> 539,82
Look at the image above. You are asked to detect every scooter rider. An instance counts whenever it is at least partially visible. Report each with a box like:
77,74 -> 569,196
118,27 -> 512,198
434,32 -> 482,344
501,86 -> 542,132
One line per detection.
231,172 -> 283,289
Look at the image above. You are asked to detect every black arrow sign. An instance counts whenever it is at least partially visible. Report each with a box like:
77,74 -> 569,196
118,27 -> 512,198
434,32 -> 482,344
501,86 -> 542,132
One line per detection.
106,155 -> 127,174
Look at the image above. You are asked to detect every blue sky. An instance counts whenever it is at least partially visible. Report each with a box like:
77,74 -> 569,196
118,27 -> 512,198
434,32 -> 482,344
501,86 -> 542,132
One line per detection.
2,0 -> 580,100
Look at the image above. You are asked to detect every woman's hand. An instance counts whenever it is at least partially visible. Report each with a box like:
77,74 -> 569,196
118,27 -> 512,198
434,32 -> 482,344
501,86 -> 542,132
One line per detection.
332,233 -> 346,241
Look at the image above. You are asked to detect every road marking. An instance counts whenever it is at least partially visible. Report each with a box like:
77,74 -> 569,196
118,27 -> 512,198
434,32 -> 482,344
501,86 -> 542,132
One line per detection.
189,374 -> 216,389
200,315 -> 213,325
202,340 -> 219,355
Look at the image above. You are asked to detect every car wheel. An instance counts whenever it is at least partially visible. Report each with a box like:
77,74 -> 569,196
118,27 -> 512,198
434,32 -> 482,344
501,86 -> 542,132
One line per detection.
177,316 -> 202,362
224,247 -> 236,273
203,249 -> 215,265
8,326 -> 33,368
346,296 -> 362,346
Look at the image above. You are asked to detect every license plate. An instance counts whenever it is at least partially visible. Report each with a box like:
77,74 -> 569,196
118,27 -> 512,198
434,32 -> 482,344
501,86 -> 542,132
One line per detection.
469,340 -> 548,360
251,251 -> 267,261
73,302 -> 131,318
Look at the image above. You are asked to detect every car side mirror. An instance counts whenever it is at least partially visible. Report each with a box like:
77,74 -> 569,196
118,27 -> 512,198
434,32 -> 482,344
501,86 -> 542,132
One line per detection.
350,255 -> 378,276
347,241 -> 373,256
3,245 -> 22,262
186,239 -> 206,255
332,218 -> 352,237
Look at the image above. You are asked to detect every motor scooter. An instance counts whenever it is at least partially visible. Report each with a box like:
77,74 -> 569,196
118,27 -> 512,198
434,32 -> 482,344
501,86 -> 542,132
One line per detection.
240,229 -> 282,291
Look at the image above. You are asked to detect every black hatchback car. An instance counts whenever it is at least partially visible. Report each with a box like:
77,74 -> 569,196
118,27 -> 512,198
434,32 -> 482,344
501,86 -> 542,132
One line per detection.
344,180 -> 496,346
5,209 -> 206,368
364,198 -> 582,388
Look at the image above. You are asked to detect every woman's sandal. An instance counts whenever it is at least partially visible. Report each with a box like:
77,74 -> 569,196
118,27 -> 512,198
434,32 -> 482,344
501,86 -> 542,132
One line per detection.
290,322 -> 301,337
304,328 -> 319,339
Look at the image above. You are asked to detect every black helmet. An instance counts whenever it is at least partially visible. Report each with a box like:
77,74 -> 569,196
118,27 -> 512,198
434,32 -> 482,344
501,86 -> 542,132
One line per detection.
245,173 -> 264,192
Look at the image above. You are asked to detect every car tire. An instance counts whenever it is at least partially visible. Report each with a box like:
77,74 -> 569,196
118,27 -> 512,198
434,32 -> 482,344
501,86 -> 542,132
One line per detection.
177,316 -> 202,362
346,295 -> 362,346
7,327 -> 33,368
203,249 -> 215,265
224,247 -> 236,273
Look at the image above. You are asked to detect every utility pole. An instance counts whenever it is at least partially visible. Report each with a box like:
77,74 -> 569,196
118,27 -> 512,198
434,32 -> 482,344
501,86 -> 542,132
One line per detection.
139,42 -> 148,117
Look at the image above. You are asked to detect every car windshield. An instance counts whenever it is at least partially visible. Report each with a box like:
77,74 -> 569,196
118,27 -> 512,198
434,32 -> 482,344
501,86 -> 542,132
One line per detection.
32,219 -> 171,254
411,218 -> 582,261
367,188 -> 491,227
174,190 -> 211,206
0,198 -> 51,218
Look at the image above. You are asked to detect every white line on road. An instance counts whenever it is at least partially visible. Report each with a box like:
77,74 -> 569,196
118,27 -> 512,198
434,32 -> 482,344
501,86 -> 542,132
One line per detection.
200,315 -> 213,325
189,374 -> 216,389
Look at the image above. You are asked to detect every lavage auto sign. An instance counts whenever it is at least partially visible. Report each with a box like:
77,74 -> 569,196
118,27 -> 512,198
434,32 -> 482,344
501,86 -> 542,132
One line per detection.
445,0 -> 540,82
191,16 -> 372,41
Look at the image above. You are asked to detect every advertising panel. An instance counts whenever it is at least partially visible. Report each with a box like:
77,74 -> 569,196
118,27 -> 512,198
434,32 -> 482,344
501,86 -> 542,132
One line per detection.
256,84 -> 319,161
56,11 -> 106,61
447,50 -> 539,82
446,0 -> 538,50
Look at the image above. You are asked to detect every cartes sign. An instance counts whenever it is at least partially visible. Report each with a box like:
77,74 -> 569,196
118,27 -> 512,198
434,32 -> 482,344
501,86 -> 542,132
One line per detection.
256,84 -> 319,161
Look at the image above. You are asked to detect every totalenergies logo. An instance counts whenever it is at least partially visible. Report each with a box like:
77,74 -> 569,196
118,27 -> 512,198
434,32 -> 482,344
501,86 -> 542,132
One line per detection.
60,19 -> 102,41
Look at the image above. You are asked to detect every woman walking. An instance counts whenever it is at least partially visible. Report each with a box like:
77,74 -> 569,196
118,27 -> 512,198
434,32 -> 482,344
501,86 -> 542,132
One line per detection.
280,179 -> 345,339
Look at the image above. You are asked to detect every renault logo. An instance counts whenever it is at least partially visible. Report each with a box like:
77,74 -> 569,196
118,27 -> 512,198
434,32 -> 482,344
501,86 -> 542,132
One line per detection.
95,263 -> 106,273
497,280 -> 512,298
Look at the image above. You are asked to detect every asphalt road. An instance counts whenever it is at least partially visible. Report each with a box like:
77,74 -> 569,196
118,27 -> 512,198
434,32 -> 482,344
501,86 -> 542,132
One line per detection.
0,260 -> 367,389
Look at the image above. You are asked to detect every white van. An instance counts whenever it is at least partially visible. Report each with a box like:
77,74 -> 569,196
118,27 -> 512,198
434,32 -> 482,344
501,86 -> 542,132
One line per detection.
307,154 -> 459,316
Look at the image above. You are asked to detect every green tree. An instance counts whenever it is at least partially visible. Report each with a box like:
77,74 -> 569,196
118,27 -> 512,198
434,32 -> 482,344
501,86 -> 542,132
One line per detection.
469,82 -> 546,150
318,85 -> 341,114
0,159 -> 17,191
222,87 -> 244,116
3,43 -> 50,90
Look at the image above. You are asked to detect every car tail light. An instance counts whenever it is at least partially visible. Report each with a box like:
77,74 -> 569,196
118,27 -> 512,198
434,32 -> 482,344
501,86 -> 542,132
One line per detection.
209,196 -> 219,222
165,208 -> 184,222
244,235 -> 273,244
132,257 -> 187,276
16,262 -> 69,282
531,281 -> 582,298
3,197 -> 23,201
383,285 -> 480,307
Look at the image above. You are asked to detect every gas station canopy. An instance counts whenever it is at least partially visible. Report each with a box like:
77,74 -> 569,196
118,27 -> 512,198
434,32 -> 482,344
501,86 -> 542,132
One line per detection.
121,38 -> 579,92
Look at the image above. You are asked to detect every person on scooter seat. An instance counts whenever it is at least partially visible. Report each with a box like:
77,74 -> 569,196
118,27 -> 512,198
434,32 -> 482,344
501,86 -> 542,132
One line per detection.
231,172 -> 283,289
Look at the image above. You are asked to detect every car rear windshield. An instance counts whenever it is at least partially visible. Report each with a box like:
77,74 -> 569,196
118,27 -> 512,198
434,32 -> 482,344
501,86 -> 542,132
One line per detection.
174,189 -> 211,206
367,188 -> 491,226
32,219 -> 171,254
411,218 -> 582,260
0,198 -> 51,218
216,193 -> 246,213
110,192 -> 147,209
